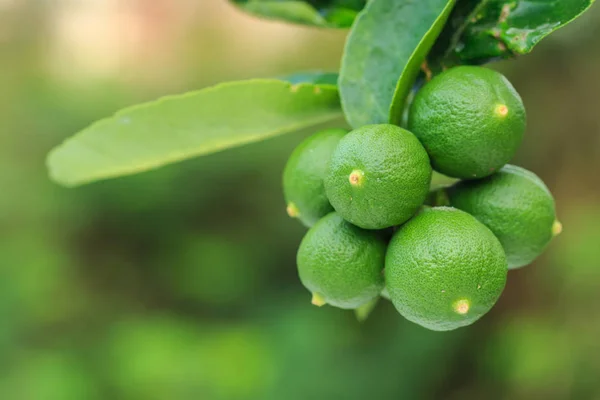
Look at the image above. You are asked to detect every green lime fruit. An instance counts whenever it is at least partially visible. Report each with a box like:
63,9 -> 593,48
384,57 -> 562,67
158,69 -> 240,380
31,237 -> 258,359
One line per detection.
297,212 -> 386,309
283,128 -> 347,227
385,207 -> 507,331
408,66 -> 526,179
447,164 -> 561,269
324,124 -> 432,229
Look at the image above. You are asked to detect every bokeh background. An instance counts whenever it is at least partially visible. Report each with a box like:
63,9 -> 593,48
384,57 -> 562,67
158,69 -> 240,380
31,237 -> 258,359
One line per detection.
1,1 -> 599,399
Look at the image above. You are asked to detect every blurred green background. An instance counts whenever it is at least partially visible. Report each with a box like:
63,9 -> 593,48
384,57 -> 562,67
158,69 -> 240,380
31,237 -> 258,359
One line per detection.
1,1 -> 599,399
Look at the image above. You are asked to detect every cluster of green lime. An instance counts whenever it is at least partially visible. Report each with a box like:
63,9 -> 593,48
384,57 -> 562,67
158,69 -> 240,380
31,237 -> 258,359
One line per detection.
283,66 -> 561,331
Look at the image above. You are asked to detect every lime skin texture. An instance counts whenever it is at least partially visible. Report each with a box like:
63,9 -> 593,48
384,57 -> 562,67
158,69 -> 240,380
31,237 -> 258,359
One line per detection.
324,124 -> 432,230
408,66 -> 526,180
297,212 -> 386,309
385,207 -> 508,331
447,164 -> 560,269
283,128 -> 347,227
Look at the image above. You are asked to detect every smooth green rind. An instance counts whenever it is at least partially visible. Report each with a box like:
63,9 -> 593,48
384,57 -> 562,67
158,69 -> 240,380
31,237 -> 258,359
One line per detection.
47,79 -> 342,187
408,66 -> 525,179
447,164 -> 558,269
229,0 -> 366,28
324,124 -> 432,230
339,0 -> 455,129
388,0 -> 456,125
446,0 -> 596,64
385,207 -> 507,331
297,212 -> 386,309
283,128 -> 347,227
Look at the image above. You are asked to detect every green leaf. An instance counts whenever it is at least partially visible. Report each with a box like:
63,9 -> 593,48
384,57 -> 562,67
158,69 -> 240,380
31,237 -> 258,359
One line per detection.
354,297 -> 380,322
47,79 -> 341,187
388,0 -> 457,125
441,0 -> 596,65
282,71 -> 339,85
338,0 -> 457,129
229,0 -> 366,28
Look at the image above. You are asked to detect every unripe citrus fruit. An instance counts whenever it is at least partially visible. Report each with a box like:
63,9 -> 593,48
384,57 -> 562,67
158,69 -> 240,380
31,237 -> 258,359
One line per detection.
324,124 -> 432,230
408,66 -> 526,179
446,164 -> 560,269
283,128 -> 347,227
385,207 -> 507,331
297,212 -> 386,309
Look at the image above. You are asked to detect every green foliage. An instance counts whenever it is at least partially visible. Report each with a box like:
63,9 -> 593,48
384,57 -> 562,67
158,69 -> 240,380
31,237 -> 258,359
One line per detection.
46,0 -> 595,186
442,0 -> 597,65
47,80 -> 341,186
283,71 -> 339,85
339,0 -> 456,128
387,0 -> 457,126
230,0 -> 367,28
